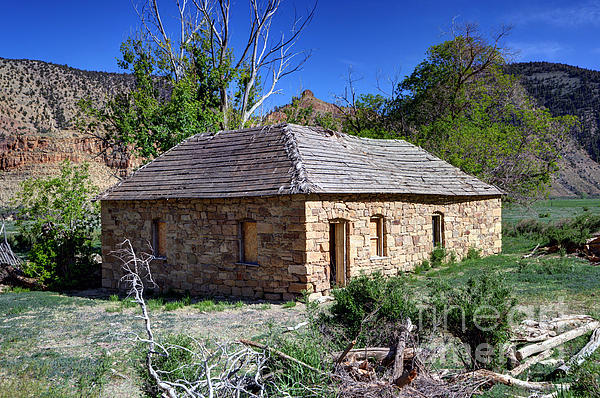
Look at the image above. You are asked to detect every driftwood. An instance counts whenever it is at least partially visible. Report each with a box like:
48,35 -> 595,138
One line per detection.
522,243 -> 540,259
334,347 -> 416,364
509,349 -> 552,377
392,318 -> 413,385
554,327 -> 600,375
470,369 -> 566,392
516,321 -> 600,360
513,315 -> 595,343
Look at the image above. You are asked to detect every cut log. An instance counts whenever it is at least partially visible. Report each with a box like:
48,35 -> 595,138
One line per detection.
471,369 -> 567,392
516,321 -> 600,361
0,263 -> 42,289
509,349 -> 552,377
392,318 -> 412,384
334,347 -> 415,364
554,327 -> 600,375
512,333 -> 555,343
519,315 -> 594,331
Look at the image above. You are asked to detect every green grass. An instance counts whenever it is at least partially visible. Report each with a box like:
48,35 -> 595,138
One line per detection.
413,252 -> 600,315
0,290 -> 95,317
105,294 -> 246,313
282,301 -> 297,309
503,198 -> 600,223
192,299 -> 244,312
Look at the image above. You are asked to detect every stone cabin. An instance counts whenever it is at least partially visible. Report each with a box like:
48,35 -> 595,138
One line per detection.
99,123 -> 502,300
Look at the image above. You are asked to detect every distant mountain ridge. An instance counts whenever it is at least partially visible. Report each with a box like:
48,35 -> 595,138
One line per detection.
505,62 -> 600,162
505,62 -> 600,197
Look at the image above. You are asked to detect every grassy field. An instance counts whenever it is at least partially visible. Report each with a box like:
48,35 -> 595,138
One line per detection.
1,198 -> 599,396
503,198 -> 600,222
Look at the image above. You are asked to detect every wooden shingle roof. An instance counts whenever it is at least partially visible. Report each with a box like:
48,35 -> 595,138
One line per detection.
99,123 -> 502,201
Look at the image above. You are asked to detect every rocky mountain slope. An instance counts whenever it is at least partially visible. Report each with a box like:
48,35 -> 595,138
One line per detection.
0,57 -> 134,206
505,62 -> 600,197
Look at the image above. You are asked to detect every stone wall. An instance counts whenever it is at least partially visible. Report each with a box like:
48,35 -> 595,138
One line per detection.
101,194 -> 502,299
304,194 -> 502,294
101,196 -> 308,301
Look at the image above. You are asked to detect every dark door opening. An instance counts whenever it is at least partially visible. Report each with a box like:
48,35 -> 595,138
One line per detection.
329,221 -> 347,287
432,213 -> 443,247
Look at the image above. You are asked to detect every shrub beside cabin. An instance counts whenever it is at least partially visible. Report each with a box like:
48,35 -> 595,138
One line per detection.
99,124 -> 502,300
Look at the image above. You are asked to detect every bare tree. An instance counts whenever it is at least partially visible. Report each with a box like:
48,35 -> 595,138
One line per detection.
133,0 -> 316,129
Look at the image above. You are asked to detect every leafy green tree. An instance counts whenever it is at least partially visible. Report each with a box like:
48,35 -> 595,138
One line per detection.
340,24 -> 577,201
12,162 -> 100,288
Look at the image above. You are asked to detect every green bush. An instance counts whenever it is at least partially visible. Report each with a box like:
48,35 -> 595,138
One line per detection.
517,258 -> 574,275
466,247 -> 481,260
504,214 -> 600,253
504,218 -> 545,238
326,273 -> 418,346
544,214 -> 600,251
414,259 -> 430,274
265,329 -> 334,397
430,245 -> 447,267
569,360 -> 600,397
429,274 -> 517,370
12,161 -> 100,289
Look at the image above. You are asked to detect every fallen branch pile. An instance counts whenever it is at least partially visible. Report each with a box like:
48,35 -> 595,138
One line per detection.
500,314 -> 600,395
539,233 -> 600,263
248,314 -> 600,397
0,221 -> 41,289
583,234 -> 600,263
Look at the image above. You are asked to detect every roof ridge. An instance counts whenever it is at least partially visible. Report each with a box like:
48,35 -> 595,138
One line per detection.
280,124 -> 320,194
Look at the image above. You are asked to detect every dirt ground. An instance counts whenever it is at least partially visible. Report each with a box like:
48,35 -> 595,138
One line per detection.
0,289 -> 305,397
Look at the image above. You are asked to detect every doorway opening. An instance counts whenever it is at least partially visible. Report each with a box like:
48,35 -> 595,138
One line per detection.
329,220 -> 348,288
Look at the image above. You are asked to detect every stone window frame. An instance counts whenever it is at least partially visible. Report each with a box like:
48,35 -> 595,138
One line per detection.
151,218 -> 167,259
432,211 -> 445,248
369,215 -> 387,259
238,219 -> 259,266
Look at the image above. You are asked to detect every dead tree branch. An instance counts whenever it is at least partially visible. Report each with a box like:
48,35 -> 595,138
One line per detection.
114,239 -> 270,398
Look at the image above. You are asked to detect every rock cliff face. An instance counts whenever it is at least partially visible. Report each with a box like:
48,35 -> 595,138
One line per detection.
0,57 -> 134,206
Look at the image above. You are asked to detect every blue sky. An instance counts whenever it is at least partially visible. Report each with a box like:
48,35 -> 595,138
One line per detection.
2,0 -> 599,110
